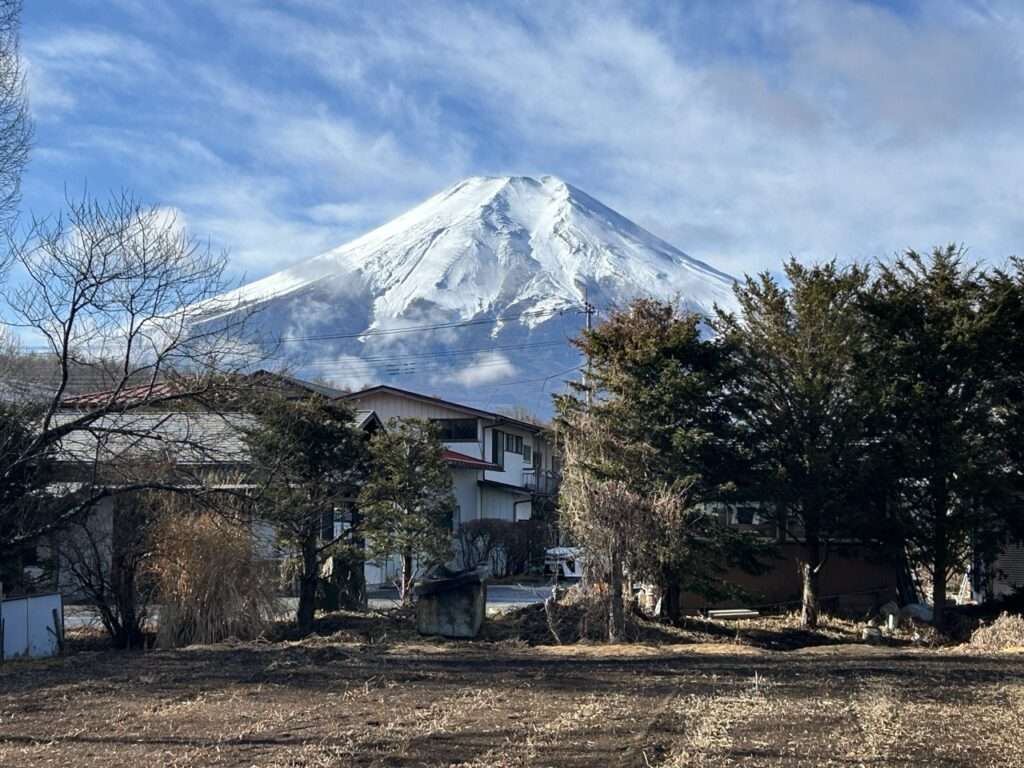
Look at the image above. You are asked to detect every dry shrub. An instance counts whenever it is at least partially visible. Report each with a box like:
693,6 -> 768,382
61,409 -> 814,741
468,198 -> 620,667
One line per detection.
148,508 -> 279,647
969,612 -> 1024,651
510,584 -> 641,644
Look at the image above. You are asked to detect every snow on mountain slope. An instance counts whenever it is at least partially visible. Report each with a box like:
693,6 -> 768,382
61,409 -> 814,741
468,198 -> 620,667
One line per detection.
198,175 -> 737,416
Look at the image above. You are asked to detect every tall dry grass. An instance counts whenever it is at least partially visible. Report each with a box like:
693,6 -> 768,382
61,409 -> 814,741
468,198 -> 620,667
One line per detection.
148,508 -> 280,648
970,612 -> 1024,651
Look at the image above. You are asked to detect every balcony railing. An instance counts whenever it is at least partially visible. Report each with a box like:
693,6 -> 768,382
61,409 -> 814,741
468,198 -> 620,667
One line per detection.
522,468 -> 561,495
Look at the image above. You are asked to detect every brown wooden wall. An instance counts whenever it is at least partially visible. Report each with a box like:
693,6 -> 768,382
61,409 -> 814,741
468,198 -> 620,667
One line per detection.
686,543 -> 900,615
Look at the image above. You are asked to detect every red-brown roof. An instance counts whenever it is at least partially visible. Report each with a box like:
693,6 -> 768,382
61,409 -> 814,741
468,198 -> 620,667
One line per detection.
61,381 -> 187,409
443,449 -> 499,470
60,371 -> 343,410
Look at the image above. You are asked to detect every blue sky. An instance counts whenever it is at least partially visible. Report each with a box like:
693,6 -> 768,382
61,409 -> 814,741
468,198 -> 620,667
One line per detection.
20,0 -> 1024,284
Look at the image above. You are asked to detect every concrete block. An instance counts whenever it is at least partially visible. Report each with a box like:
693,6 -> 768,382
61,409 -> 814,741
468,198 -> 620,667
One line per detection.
414,569 -> 487,639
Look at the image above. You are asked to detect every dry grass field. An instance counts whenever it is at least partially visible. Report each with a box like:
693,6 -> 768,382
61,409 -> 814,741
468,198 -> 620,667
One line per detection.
2,613 -> 1023,767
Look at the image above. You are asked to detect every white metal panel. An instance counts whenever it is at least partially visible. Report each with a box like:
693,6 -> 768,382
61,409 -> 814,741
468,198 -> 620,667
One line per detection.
1,594 -> 64,660
1,598 -> 28,660
27,594 -> 62,658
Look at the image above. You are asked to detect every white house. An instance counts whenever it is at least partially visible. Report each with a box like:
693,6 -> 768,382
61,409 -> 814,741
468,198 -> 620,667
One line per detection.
336,385 -> 558,586
339,384 -> 556,523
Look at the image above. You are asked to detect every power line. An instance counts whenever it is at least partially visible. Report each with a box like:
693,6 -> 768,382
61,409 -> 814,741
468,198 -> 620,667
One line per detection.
270,305 -> 581,344
264,339 -> 569,366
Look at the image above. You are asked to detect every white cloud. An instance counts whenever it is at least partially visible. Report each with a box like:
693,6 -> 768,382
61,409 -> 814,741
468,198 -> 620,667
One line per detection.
21,0 -> 1024,287
448,352 -> 517,387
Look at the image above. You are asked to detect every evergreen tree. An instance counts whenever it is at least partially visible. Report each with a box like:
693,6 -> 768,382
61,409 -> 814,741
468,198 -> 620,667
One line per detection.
359,419 -> 456,604
985,257 -> 1024,526
716,260 -> 879,628
557,299 -> 761,633
862,246 -> 1023,624
243,395 -> 368,634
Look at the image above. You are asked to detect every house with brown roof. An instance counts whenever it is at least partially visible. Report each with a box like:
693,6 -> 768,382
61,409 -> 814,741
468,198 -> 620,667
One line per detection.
336,384 -> 558,585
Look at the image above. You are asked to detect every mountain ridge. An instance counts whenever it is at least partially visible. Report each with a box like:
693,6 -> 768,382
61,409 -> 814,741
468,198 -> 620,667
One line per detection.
197,175 -> 737,415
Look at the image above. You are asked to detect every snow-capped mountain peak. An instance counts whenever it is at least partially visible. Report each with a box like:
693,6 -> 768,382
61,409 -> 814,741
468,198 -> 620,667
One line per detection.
203,175 -> 736,414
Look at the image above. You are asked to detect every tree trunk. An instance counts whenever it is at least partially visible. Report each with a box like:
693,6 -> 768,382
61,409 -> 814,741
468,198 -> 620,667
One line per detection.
608,543 -> 625,642
400,549 -> 414,606
801,530 -> 822,629
931,504 -> 948,628
348,507 -> 368,610
660,574 -> 682,625
801,561 -> 820,629
113,569 -> 144,650
321,552 -> 368,611
296,531 -> 319,634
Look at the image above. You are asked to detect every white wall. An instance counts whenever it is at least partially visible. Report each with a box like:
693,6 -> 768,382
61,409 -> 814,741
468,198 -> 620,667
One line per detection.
480,487 -> 531,522
482,424 -> 538,486
1,593 -> 63,660
452,468 -> 481,526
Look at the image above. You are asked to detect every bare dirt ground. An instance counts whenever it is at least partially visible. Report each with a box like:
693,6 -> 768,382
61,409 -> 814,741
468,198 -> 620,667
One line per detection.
2,613 -> 1023,767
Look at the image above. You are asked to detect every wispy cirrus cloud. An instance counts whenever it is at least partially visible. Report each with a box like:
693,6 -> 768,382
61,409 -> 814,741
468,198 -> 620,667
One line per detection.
20,0 -> 1024,287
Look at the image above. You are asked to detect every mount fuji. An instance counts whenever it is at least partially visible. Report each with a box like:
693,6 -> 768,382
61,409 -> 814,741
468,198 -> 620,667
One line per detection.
199,175 -> 737,417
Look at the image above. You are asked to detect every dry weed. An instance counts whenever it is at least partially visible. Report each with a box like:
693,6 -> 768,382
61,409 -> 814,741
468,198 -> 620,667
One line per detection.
851,682 -> 904,763
970,612 -> 1024,651
148,510 -> 280,647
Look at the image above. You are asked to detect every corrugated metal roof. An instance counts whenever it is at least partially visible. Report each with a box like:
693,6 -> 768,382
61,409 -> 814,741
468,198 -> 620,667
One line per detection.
59,371 -> 349,410
50,408 -> 381,467
50,412 -> 254,466
59,381 -> 187,409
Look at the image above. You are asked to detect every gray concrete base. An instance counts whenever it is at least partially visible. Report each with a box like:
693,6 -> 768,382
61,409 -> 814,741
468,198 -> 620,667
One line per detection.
414,570 -> 487,639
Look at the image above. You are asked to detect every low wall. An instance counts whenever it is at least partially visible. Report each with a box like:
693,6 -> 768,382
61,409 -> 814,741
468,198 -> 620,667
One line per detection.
687,544 -> 900,615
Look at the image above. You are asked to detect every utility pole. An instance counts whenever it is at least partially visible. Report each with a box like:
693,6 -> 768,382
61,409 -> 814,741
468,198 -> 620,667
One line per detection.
582,286 -> 594,408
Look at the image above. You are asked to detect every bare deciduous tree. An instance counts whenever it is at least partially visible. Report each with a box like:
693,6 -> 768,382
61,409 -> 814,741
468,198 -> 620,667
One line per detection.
558,413 -> 693,642
57,490 -> 156,648
0,192 -> 253,555
0,0 -> 30,242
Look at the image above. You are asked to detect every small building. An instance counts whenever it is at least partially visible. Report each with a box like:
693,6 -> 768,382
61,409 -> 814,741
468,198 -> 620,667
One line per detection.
336,385 -> 558,585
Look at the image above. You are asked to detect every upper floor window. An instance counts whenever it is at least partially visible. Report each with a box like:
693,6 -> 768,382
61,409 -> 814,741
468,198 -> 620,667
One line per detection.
432,418 -> 477,441
492,429 -> 505,468
503,433 -> 524,454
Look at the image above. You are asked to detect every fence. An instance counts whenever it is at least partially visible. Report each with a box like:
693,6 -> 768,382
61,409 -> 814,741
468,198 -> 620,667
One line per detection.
0,592 -> 64,662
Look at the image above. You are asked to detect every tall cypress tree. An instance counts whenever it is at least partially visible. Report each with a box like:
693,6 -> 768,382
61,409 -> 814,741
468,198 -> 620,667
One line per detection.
359,419 -> 456,604
862,247 -> 1023,624
716,260 -> 879,628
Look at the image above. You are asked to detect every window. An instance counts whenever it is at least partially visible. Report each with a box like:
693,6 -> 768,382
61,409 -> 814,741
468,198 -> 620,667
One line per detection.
504,433 -> 523,454
522,444 -> 532,463
515,435 -> 523,454
431,418 -> 477,441
732,506 -> 759,526
492,429 -> 505,468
